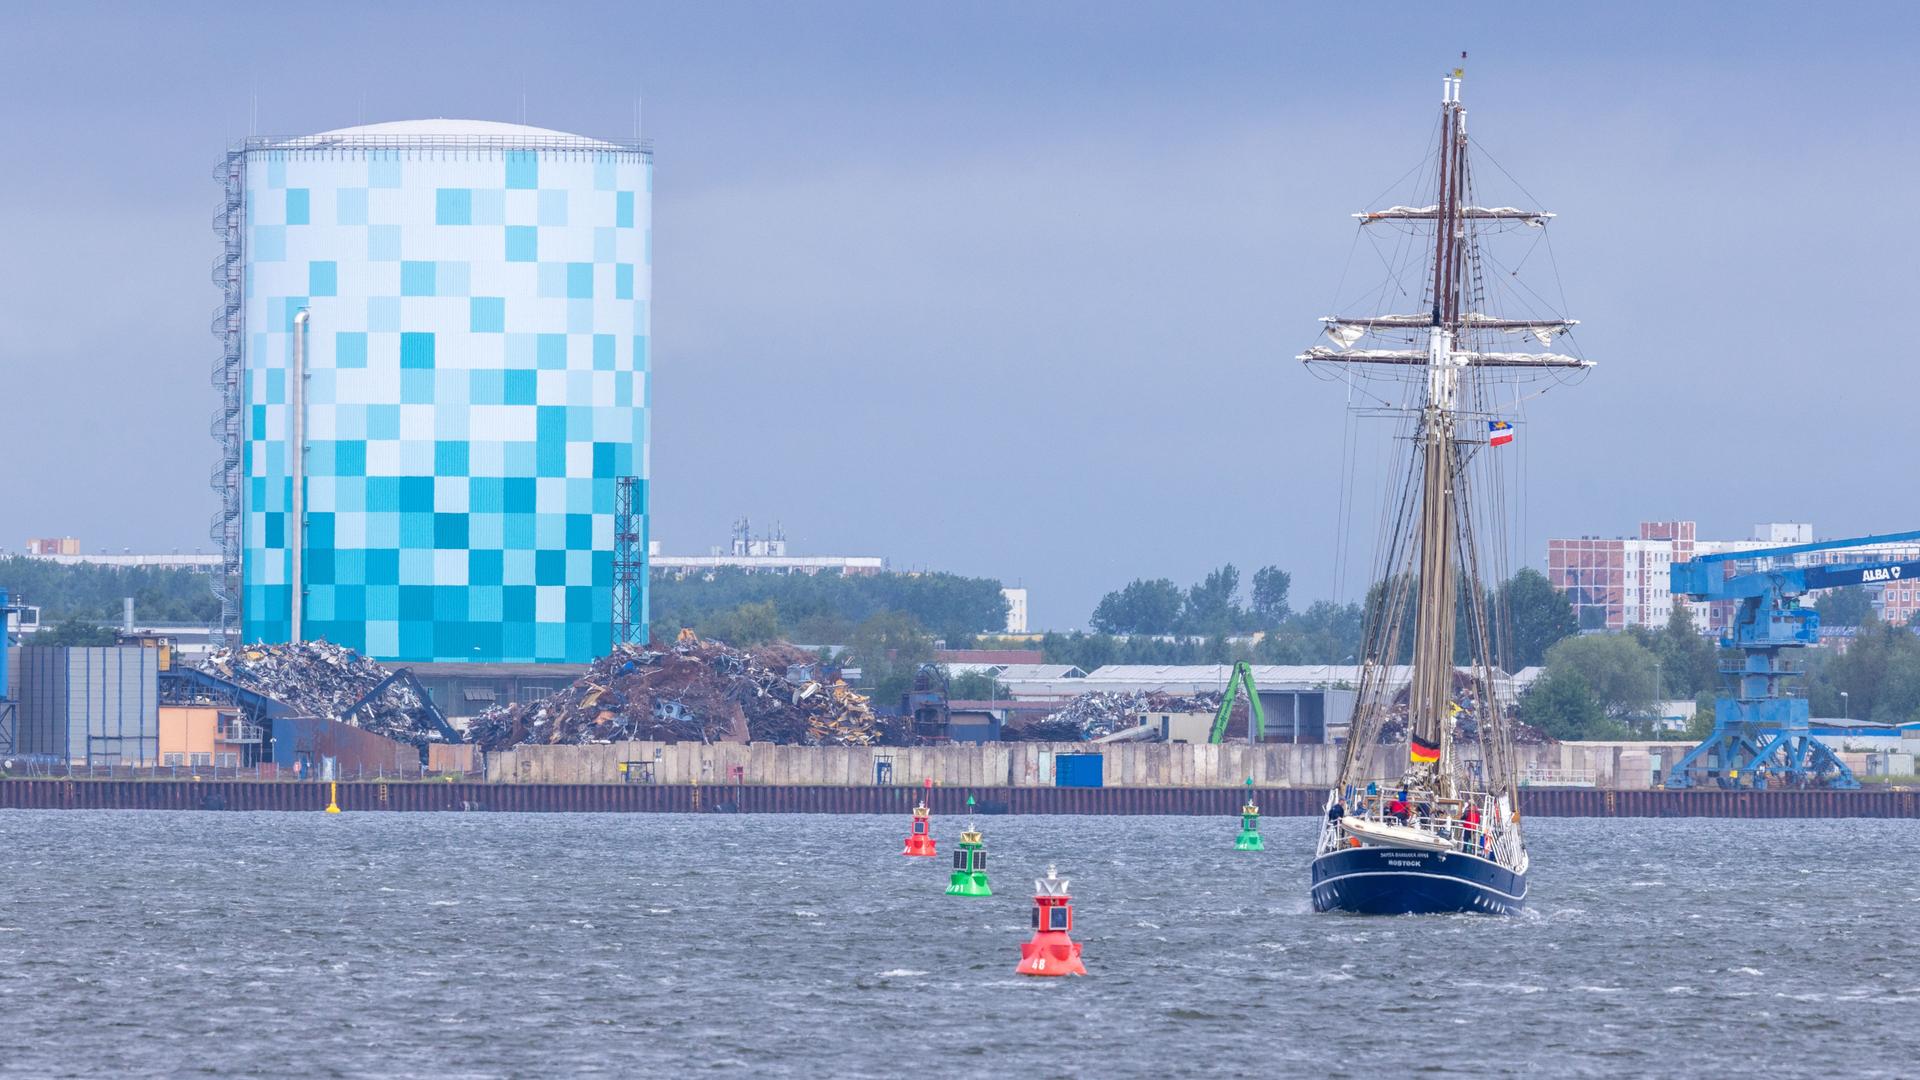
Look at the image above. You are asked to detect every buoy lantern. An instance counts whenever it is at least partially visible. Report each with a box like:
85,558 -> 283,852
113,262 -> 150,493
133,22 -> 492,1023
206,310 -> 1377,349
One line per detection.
946,827 -> 992,896
1017,864 -> 1085,977
1234,791 -> 1263,851
325,781 -> 342,814
902,799 -> 937,857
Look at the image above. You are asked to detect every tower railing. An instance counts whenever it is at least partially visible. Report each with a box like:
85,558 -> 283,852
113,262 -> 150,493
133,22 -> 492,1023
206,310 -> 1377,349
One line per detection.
612,476 -> 645,646
207,150 -> 247,646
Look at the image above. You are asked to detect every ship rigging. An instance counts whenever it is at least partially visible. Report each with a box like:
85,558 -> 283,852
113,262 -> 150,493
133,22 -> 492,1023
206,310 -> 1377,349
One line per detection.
1300,69 -> 1594,916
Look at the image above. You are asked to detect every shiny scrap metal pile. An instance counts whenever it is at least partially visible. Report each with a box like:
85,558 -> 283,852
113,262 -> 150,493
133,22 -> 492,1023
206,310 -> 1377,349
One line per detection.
1014,689 -> 1224,741
464,635 -> 880,750
198,641 -> 446,745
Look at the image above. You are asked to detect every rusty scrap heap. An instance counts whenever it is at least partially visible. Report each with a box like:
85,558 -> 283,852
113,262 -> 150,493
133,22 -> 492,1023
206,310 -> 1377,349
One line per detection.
465,635 -> 880,750
197,641 -> 447,746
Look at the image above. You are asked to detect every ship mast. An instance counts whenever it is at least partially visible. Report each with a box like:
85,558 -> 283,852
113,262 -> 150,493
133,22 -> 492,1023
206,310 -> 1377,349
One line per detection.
1407,71 -> 1469,794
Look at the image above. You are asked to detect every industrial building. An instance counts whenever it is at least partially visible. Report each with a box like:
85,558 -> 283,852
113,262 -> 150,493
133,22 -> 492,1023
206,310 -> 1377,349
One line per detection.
211,119 -> 652,664
1550,522 -> 1920,632
12,646 -> 160,765
648,520 -> 886,578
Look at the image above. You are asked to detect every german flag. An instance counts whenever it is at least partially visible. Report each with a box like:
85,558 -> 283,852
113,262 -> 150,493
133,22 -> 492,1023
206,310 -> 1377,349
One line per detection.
1409,734 -> 1441,763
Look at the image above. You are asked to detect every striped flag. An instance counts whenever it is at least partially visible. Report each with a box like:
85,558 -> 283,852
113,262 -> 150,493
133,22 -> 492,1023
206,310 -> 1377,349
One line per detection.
1488,420 -> 1515,447
1410,734 -> 1441,764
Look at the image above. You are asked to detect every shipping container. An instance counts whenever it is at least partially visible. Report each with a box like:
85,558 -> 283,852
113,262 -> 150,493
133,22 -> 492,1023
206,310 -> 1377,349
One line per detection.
17,646 -> 159,764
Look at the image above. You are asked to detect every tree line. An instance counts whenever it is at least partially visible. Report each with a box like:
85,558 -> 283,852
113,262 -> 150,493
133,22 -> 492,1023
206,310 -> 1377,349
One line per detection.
0,557 -> 221,629
1519,592 -> 1920,741
1070,564 -> 1578,671
648,568 -> 1008,650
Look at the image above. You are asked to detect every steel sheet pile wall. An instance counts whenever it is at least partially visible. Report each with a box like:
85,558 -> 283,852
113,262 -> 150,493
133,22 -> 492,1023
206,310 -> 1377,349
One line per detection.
2,780 -> 1917,818
15,647 -> 158,765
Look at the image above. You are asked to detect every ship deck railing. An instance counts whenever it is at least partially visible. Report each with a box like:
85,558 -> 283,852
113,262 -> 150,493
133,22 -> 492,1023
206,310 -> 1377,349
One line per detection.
1319,792 -> 1521,866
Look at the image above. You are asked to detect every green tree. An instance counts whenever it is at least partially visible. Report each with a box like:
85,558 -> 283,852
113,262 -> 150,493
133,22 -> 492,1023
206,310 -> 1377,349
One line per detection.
1250,566 -> 1293,628
1645,604 -> 1718,699
696,600 -> 783,646
648,568 -> 1006,647
848,611 -> 935,705
1253,600 -> 1366,664
1815,586 -> 1875,628
1089,578 -> 1184,635
1684,691 -> 1716,740
948,670 -> 1008,700
1543,632 -> 1660,726
1520,669 -> 1622,740
1181,565 -> 1244,636
1040,629 -> 1237,669
1497,567 -> 1578,668
0,557 -> 221,624
34,616 -> 118,647
1811,621 -> 1920,723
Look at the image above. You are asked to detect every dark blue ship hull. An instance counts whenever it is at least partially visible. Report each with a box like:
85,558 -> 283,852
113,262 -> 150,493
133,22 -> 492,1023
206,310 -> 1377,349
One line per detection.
1310,845 -> 1526,915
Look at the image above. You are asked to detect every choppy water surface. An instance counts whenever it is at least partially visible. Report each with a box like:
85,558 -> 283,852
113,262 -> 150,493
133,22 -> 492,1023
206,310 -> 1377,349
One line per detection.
3,811 -> 1918,1077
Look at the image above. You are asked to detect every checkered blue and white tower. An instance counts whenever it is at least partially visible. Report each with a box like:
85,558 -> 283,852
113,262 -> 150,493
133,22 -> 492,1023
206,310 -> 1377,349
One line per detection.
213,120 -> 651,663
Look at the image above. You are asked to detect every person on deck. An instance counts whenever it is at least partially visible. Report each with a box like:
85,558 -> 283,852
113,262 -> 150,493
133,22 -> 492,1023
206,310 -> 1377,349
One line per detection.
1327,801 -> 1344,824
1461,802 -> 1483,851
1388,794 -> 1410,824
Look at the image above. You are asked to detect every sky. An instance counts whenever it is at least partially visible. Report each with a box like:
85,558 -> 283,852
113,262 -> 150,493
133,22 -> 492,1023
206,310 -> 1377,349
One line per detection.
1,2 -> 1917,629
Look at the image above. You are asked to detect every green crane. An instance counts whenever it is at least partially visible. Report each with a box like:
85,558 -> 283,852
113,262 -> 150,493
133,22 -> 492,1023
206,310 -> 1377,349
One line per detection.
1208,662 -> 1265,744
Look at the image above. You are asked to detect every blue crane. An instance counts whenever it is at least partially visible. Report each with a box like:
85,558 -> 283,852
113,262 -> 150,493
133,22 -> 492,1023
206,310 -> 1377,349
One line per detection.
1664,529 -> 1920,790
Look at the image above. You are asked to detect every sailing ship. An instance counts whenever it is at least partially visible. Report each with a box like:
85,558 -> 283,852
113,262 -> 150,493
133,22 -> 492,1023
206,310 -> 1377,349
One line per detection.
1300,69 -> 1594,915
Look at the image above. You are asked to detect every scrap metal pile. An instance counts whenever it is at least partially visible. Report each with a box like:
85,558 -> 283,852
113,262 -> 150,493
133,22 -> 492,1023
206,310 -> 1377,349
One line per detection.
1013,690 -> 1225,742
1374,711 -> 1552,747
197,641 -> 447,746
465,635 -> 880,750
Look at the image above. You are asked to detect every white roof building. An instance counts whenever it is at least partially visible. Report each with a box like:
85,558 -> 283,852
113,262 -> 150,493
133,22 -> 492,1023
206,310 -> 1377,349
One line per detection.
1008,664 -> 1518,701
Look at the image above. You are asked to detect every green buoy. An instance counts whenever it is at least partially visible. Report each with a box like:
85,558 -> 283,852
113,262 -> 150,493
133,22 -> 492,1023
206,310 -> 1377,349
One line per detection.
947,798 -> 992,896
1235,779 -> 1263,851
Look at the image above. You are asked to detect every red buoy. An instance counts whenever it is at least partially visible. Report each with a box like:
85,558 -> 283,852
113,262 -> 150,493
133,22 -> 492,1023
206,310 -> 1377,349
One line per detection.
902,779 -> 937,857
1017,864 -> 1085,977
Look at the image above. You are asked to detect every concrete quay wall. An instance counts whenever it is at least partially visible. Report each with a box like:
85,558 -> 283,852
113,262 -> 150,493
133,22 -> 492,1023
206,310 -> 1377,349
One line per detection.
482,740 -> 1676,789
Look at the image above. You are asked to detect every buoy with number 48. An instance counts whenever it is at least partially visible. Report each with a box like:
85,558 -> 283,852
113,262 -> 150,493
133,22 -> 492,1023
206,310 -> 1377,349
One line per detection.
1017,864 -> 1085,977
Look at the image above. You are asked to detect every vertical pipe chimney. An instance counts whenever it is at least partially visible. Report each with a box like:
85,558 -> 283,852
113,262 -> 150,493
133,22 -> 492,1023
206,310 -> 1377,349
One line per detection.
290,308 -> 310,644
123,597 -> 134,635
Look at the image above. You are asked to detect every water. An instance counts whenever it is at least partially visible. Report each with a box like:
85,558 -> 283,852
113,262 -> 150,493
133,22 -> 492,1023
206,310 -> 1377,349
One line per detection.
2,811 -> 1917,1078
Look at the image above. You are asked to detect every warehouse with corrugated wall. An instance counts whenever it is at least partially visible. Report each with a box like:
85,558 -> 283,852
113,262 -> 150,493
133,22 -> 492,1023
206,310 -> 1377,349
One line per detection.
16,646 -> 159,765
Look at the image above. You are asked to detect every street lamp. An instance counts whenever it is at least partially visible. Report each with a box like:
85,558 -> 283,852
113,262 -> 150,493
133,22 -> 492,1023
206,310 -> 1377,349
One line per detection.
1841,691 -> 1850,721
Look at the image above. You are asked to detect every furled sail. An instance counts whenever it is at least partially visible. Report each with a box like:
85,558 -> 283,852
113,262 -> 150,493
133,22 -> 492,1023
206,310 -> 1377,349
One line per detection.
1356,205 -> 1553,225
1298,346 -> 1591,368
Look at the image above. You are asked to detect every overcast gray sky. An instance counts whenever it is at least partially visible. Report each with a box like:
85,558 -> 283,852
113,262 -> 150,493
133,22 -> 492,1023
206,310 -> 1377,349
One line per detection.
1,2 -> 1915,628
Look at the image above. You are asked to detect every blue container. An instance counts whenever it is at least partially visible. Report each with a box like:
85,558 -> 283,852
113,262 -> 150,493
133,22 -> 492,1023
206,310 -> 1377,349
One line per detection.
1055,753 -> 1104,788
